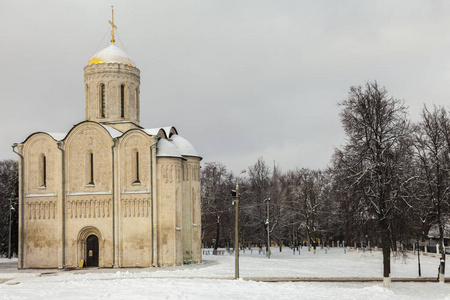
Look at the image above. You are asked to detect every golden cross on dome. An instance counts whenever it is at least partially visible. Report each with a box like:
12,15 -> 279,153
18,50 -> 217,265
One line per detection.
109,6 -> 117,44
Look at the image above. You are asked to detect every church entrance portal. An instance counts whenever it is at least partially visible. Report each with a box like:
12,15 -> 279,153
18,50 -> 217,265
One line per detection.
86,235 -> 99,267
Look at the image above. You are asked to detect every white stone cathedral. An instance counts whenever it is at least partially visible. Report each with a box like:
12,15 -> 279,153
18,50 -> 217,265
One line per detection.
13,17 -> 202,269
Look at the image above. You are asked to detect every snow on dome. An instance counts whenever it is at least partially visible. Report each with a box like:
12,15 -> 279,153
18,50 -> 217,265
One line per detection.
170,135 -> 200,158
156,139 -> 183,158
88,44 -> 136,67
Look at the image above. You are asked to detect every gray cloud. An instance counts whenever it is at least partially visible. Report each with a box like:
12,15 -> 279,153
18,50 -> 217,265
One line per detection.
2,0 -> 450,173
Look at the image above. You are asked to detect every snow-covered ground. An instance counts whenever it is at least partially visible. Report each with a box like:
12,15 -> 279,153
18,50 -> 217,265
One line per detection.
0,247 -> 449,299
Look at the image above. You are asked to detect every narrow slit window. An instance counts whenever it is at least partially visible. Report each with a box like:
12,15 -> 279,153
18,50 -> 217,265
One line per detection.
100,84 -> 106,118
89,152 -> 94,185
121,84 -> 125,118
43,156 -> 46,187
133,151 -> 140,184
136,87 -> 140,122
39,155 -> 47,187
85,85 -> 89,105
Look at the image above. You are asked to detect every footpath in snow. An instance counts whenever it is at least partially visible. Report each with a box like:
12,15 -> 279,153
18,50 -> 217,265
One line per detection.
0,247 -> 449,300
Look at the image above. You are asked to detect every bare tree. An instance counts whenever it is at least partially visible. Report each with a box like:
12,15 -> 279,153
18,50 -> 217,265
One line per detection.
328,156 -> 362,247
414,105 -> 450,282
292,169 -> 325,253
0,160 -> 18,256
336,82 -> 412,287
281,170 -> 302,249
245,157 -> 271,250
201,162 -> 234,252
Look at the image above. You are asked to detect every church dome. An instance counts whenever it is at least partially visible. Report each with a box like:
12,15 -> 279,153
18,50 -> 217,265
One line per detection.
156,139 -> 183,158
88,44 -> 136,67
170,135 -> 200,157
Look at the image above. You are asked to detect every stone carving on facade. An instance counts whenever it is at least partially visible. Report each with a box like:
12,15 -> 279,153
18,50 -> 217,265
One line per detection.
68,199 -> 111,219
122,198 -> 150,218
27,200 -> 57,220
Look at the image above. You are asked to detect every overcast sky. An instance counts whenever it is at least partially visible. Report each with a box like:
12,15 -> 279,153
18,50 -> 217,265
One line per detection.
2,0 -> 450,174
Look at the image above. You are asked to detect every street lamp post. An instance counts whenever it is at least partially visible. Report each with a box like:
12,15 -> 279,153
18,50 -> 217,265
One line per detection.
8,194 -> 14,259
417,240 -> 421,277
8,197 -> 12,259
233,169 -> 246,280
264,198 -> 271,258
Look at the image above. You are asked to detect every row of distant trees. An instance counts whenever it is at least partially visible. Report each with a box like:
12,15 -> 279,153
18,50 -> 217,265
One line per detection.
0,160 -> 18,258
201,82 -> 449,285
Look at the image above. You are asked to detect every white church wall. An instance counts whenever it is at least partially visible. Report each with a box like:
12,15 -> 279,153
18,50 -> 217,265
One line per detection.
119,194 -> 152,267
187,157 -> 202,263
20,134 -> 60,268
64,194 -> 113,268
117,131 -> 154,267
156,157 -> 183,266
65,123 -> 113,193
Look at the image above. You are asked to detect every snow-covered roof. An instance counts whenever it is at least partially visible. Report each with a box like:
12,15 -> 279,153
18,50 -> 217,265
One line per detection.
143,128 -> 166,138
88,44 -> 136,67
156,138 -> 183,158
143,126 -> 177,139
44,132 -> 66,141
100,124 -> 123,139
171,135 -> 200,158
45,125 -> 123,142
20,131 -> 67,143
161,126 -> 178,137
20,123 -> 200,159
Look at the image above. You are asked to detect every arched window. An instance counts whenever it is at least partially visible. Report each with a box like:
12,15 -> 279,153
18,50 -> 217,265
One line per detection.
100,84 -> 106,118
39,154 -> 46,188
88,152 -> 94,185
133,151 -> 140,184
120,84 -> 125,118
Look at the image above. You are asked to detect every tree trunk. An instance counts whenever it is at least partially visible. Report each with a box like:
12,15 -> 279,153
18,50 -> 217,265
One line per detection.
213,215 -> 220,255
438,217 -> 446,283
381,220 -> 391,287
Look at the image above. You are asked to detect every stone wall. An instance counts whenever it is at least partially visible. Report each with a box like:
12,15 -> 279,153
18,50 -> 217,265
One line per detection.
18,122 -> 200,269
21,133 -> 61,268
156,157 -> 183,266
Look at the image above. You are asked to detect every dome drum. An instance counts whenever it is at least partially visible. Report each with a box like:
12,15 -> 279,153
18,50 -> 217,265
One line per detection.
84,63 -> 140,79
84,60 -> 141,125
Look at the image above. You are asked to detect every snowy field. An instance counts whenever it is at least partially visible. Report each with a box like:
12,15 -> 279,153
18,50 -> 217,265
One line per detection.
0,247 -> 449,299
